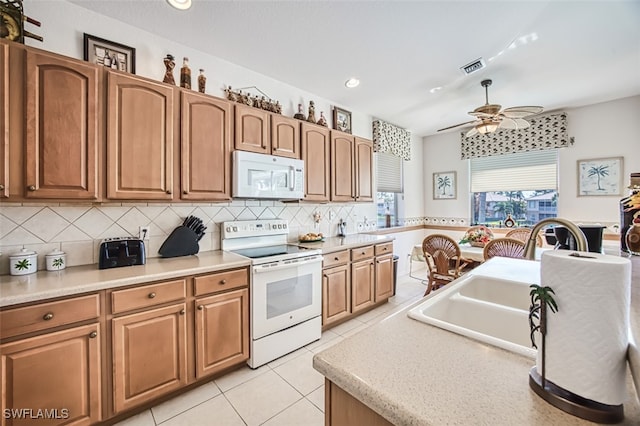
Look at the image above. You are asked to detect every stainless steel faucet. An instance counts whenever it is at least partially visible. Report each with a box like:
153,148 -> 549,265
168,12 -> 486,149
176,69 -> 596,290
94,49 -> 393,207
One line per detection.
523,218 -> 589,260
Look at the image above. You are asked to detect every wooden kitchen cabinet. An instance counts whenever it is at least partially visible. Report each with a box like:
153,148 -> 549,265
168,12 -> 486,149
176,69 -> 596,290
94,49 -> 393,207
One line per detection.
111,303 -> 188,413
351,246 -> 375,314
180,91 -> 232,200
234,104 -> 269,154
330,131 -> 355,202
271,114 -> 300,158
106,71 -> 175,200
0,42 -> 8,198
301,122 -> 330,202
375,254 -> 394,302
194,288 -> 249,378
24,49 -> 101,200
322,263 -> 351,327
354,137 -> 374,202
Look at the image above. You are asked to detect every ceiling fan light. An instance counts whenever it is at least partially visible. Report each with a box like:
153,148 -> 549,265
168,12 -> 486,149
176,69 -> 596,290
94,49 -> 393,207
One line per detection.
167,0 -> 192,10
345,78 -> 360,88
476,121 -> 499,134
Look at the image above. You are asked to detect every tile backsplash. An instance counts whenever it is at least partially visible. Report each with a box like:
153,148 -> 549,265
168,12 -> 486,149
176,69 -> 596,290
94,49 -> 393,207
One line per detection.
0,201 -> 376,274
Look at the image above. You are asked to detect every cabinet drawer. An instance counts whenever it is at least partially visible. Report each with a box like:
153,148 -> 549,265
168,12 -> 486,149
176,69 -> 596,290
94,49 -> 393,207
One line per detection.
375,242 -> 393,256
351,245 -> 374,262
323,250 -> 350,268
0,294 -> 100,339
111,279 -> 186,314
194,268 -> 249,296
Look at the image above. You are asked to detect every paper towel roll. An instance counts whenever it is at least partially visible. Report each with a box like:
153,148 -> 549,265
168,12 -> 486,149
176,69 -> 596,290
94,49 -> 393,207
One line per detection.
538,250 -> 631,405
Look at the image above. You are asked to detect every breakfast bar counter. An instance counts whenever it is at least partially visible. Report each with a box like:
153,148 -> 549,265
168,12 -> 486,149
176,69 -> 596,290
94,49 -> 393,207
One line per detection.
313,256 -> 640,425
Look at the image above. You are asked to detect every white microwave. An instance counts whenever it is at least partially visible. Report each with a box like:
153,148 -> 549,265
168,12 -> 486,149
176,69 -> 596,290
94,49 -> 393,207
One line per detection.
232,151 -> 305,200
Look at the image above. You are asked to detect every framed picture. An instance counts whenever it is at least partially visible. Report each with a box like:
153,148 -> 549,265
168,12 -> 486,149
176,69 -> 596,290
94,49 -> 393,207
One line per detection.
83,33 -> 136,74
433,171 -> 456,199
577,156 -> 624,196
333,107 -> 352,134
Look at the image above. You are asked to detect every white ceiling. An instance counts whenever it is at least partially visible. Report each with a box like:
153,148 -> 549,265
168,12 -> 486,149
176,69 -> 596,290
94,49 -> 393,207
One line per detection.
68,0 -> 640,137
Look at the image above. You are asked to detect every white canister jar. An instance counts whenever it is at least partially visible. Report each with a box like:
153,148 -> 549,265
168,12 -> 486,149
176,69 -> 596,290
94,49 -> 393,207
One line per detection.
46,249 -> 66,271
9,248 -> 38,276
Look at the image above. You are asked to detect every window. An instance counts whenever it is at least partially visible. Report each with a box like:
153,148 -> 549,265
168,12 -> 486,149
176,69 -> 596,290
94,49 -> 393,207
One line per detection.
376,152 -> 403,228
470,150 -> 558,227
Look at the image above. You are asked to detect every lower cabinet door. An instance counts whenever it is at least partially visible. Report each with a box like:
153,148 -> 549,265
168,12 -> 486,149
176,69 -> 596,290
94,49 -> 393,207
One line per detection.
351,259 -> 375,313
1,323 -> 102,426
111,303 -> 187,414
375,254 -> 394,302
194,288 -> 249,378
322,264 -> 351,326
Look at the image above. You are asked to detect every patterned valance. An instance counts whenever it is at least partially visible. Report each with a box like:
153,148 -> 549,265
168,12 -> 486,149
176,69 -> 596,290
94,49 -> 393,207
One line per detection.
460,112 -> 568,160
372,120 -> 411,161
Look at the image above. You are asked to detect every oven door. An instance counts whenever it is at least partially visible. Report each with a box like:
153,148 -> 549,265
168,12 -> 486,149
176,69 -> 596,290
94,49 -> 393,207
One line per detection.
251,255 -> 322,339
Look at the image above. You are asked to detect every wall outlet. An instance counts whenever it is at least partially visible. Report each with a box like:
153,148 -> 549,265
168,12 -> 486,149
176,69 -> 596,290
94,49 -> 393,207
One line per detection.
329,211 -> 336,220
139,226 -> 150,241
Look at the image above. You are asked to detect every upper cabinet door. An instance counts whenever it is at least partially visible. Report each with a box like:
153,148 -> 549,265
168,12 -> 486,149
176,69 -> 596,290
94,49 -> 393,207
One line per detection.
181,91 -> 231,201
107,71 -> 174,200
301,123 -> 330,202
234,104 -> 269,154
271,114 -> 300,158
355,137 -> 374,202
0,43 -> 8,198
25,50 -> 100,199
330,131 -> 355,202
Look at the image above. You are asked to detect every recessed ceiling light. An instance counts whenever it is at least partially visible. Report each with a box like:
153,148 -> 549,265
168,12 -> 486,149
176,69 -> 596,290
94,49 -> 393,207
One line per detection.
345,78 -> 360,88
167,0 -> 192,10
429,87 -> 442,93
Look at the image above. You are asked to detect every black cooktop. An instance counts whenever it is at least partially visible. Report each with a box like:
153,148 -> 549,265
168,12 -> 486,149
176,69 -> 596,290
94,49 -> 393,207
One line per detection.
231,244 -> 306,259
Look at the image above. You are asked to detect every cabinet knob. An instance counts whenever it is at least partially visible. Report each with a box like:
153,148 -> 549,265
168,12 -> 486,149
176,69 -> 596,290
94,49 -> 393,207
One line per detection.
180,309 -> 185,315
183,190 -> 188,194
43,312 -> 54,321
334,257 -> 339,261
89,331 -> 97,338
166,190 -> 172,195
219,279 -> 227,285
361,251 -> 366,255
0,184 -> 4,190
197,305 -> 204,310
28,185 -> 36,191
148,292 -> 156,299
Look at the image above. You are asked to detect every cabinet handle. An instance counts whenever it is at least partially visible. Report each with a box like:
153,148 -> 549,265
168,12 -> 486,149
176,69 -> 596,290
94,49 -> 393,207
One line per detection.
180,309 -> 185,315
197,305 -> 204,310
28,185 -> 36,191
148,292 -> 156,299
219,279 -> 227,285
89,331 -> 97,338
43,312 -> 54,321
334,257 -> 339,261
183,190 -> 188,194
166,190 -> 172,195
0,184 -> 4,190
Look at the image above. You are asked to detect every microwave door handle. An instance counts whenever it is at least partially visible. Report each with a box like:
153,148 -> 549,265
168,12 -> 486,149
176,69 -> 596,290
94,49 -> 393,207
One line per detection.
289,166 -> 295,191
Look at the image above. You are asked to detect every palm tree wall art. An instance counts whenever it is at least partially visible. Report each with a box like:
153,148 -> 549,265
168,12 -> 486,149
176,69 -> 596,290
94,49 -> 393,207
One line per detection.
433,171 -> 456,199
577,157 -> 623,196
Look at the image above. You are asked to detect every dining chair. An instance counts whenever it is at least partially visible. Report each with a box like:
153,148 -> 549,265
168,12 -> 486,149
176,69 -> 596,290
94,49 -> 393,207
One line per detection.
483,237 -> 526,261
421,234 -> 469,296
506,228 -> 543,247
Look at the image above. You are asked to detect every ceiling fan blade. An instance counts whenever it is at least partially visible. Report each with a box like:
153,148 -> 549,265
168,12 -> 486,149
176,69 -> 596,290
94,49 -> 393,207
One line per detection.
502,106 -> 543,118
498,117 -> 532,130
437,119 -> 478,132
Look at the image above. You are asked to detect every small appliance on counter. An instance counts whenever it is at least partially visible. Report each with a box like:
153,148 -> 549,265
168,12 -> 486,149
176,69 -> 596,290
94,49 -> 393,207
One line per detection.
98,238 -> 146,269
337,219 -> 347,237
9,248 -> 38,276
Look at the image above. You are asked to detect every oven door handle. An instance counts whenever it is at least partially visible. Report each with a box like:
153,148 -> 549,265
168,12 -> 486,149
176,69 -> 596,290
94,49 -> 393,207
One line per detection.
253,255 -> 322,273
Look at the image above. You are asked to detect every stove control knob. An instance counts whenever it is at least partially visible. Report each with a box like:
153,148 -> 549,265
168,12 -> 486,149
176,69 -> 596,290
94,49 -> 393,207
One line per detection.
233,226 -> 238,232
283,223 -> 287,229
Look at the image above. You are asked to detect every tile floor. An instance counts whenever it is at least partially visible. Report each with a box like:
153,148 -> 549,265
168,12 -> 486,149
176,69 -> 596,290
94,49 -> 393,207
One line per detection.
115,273 -> 427,426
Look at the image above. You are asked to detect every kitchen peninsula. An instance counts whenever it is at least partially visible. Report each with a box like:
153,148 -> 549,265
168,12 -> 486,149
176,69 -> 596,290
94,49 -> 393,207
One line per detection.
313,256 -> 640,425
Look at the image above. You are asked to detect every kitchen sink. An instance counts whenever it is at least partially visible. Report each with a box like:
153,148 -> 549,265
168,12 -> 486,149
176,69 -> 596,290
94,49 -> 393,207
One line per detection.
408,259 -> 540,359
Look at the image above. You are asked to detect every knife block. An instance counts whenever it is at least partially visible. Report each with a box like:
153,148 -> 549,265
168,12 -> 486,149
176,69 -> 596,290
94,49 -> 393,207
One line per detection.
159,226 -> 200,258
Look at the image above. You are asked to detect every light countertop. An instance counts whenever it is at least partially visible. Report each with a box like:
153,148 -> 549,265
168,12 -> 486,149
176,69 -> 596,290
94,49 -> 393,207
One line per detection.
313,256 -> 640,425
0,251 -> 251,308
297,234 -> 394,254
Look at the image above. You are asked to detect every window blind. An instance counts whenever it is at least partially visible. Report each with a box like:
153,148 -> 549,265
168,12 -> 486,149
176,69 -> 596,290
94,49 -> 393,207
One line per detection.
470,150 -> 558,192
376,152 -> 403,193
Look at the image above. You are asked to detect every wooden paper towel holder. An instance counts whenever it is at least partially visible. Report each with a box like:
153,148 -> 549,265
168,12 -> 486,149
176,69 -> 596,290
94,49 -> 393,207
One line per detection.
529,367 -> 624,423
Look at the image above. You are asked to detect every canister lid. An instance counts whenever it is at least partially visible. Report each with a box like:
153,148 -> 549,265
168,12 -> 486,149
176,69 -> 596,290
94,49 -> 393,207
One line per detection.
46,249 -> 65,257
10,248 -> 37,258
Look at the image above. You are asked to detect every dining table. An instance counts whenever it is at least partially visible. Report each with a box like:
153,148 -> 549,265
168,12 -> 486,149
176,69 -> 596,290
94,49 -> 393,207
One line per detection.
411,243 -> 549,265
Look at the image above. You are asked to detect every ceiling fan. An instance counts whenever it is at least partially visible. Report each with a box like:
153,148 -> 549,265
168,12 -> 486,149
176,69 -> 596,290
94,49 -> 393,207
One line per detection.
438,79 -> 543,137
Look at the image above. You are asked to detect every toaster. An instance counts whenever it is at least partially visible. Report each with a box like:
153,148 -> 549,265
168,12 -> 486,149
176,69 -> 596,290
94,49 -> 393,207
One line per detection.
99,238 -> 146,269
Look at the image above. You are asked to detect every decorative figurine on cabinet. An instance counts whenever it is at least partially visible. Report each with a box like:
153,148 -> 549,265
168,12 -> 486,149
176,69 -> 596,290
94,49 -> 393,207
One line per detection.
317,111 -> 328,127
197,69 -> 206,93
293,103 -> 306,120
180,57 -> 191,89
163,54 -> 176,85
307,100 -> 317,123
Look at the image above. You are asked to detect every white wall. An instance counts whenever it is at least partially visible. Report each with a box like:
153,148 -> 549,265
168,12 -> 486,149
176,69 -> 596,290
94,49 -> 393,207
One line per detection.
422,95 -> 640,227
399,134 -> 425,219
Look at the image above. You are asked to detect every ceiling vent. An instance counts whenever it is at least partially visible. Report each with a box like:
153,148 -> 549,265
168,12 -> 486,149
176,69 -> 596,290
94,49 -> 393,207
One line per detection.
460,58 -> 486,75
